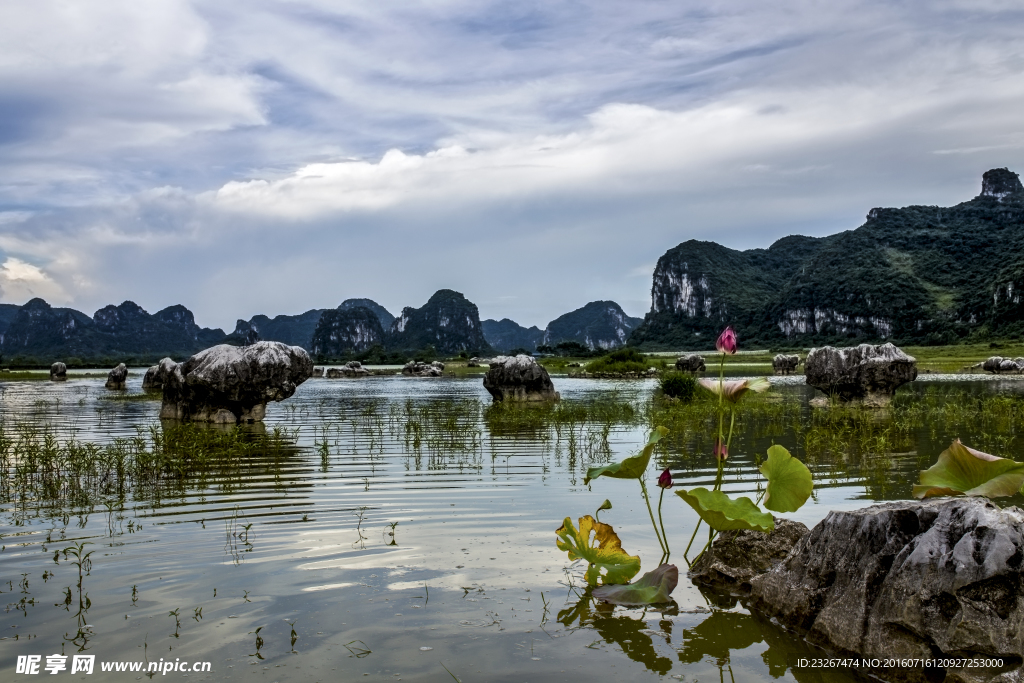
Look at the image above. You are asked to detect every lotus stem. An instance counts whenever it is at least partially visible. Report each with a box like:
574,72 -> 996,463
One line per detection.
683,518 -> 702,566
639,478 -> 667,557
657,485 -> 670,563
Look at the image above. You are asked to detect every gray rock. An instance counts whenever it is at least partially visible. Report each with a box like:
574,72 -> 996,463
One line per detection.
750,498 -> 1024,676
772,354 -> 800,375
482,354 -> 559,402
689,518 -> 809,596
675,354 -> 706,373
159,342 -> 313,423
326,361 -> 369,378
313,366 -> 325,377
142,364 -> 162,391
49,362 -> 67,381
401,360 -> 445,377
982,356 -> 1023,374
1001,360 -> 1021,373
983,357 -> 1004,373
105,363 -> 128,390
805,343 -> 917,406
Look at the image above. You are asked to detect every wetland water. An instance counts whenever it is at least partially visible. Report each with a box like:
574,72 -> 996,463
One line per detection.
3,372 -> 1024,682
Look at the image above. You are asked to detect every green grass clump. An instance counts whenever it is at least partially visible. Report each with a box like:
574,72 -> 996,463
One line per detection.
586,349 -> 651,374
658,373 -> 699,402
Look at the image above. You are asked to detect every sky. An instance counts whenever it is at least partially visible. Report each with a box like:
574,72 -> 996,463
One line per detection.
0,0 -> 1022,331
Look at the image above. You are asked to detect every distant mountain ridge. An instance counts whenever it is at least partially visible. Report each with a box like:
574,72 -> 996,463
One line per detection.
629,167 -> 1024,348
481,318 -> 544,353
543,301 -> 643,350
387,289 -> 492,354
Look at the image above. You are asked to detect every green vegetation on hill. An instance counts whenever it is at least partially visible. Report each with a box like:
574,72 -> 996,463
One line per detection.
630,168 -> 1024,349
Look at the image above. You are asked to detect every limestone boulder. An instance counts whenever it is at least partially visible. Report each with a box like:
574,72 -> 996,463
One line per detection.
402,360 -> 445,377
159,342 -> 313,423
142,364 -> 161,391
483,354 -> 559,402
981,356 -> 1024,374
772,354 -> 800,375
689,518 -> 809,597
805,343 -> 917,406
750,499 -> 1024,680
675,354 -> 706,373
49,362 -> 67,381
105,363 -> 128,390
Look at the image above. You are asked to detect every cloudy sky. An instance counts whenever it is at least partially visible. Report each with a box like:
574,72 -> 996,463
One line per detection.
0,1 -> 1022,330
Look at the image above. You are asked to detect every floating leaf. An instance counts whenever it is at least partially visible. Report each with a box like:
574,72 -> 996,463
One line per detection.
555,515 -> 641,586
584,427 -> 668,485
595,499 -> 612,521
675,488 -> 774,532
760,445 -> 812,513
591,564 -> 678,605
913,439 -> 1024,499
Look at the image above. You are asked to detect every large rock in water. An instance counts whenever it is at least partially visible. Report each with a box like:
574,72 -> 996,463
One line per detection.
401,360 -> 444,377
749,499 -> 1024,681
105,363 -> 127,389
772,354 -> 800,375
159,342 -> 313,423
143,358 -> 175,392
482,355 -> 559,402
675,354 -> 706,373
805,342 -> 917,406
689,518 -> 808,597
50,362 -> 67,381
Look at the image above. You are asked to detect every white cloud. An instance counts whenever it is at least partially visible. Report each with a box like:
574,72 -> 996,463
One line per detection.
0,258 -> 70,305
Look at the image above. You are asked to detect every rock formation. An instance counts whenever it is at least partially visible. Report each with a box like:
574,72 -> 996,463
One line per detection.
749,499 -> 1024,679
689,519 -> 808,597
310,307 -> 385,357
49,361 -> 67,381
772,354 -> 800,375
159,342 -> 313,423
482,355 -> 559,402
326,361 -> 370,378
805,343 -> 917,406
105,363 -> 127,389
337,298 -> 395,329
983,356 -> 1024,374
387,290 -> 492,355
542,301 -> 643,351
142,359 -> 174,391
401,360 -> 445,377
675,354 -> 706,373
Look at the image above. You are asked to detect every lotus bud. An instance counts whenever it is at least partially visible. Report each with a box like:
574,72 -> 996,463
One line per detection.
716,327 -> 738,355
657,468 -> 673,489
714,438 -> 729,461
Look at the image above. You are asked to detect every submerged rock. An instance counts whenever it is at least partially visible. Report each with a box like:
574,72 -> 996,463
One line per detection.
772,354 -> 800,375
159,342 -> 313,423
482,354 -> 559,402
105,363 -> 128,390
749,498 -> 1024,679
326,361 -> 370,378
402,360 -> 445,377
805,343 -> 917,406
689,519 -> 809,596
675,354 -> 706,373
49,362 -> 67,381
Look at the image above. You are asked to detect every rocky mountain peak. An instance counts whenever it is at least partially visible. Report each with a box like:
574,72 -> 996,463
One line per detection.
980,167 -> 1023,202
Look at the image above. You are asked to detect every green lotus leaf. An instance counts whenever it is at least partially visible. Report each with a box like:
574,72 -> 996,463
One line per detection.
591,563 -> 678,605
675,488 -> 774,532
913,439 -> 1024,499
555,515 -> 641,586
760,444 -> 813,513
584,426 -> 668,485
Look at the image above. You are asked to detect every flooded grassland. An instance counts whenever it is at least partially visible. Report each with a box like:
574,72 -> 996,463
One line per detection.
2,373 -> 1024,682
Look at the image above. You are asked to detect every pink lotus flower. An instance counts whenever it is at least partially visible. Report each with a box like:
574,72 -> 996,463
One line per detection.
699,377 -> 770,403
716,327 -> 738,355
657,468 -> 673,489
714,438 -> 729,461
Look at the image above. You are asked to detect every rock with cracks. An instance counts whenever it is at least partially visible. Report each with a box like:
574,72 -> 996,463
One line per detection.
805,343 -> 917,407
105,363 -> 128,389
983,357 -> 1024,374
772,354 -> 800,375
675,354 -> 706,373
326,361 -> 370,378
689,519 -> 809,597
749,498 -> 1024,682
144,358 -> 176,392
483,354 -> 559,402
159,342 -> 313,423
50,362 -> 67,381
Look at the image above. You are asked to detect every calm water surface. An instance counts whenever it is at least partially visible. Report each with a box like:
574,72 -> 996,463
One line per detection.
2,372 -> 1023,682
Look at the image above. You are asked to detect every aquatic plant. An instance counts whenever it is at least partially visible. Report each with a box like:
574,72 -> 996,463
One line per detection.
913,439 -> 1024,498
658,373 -> 698,402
